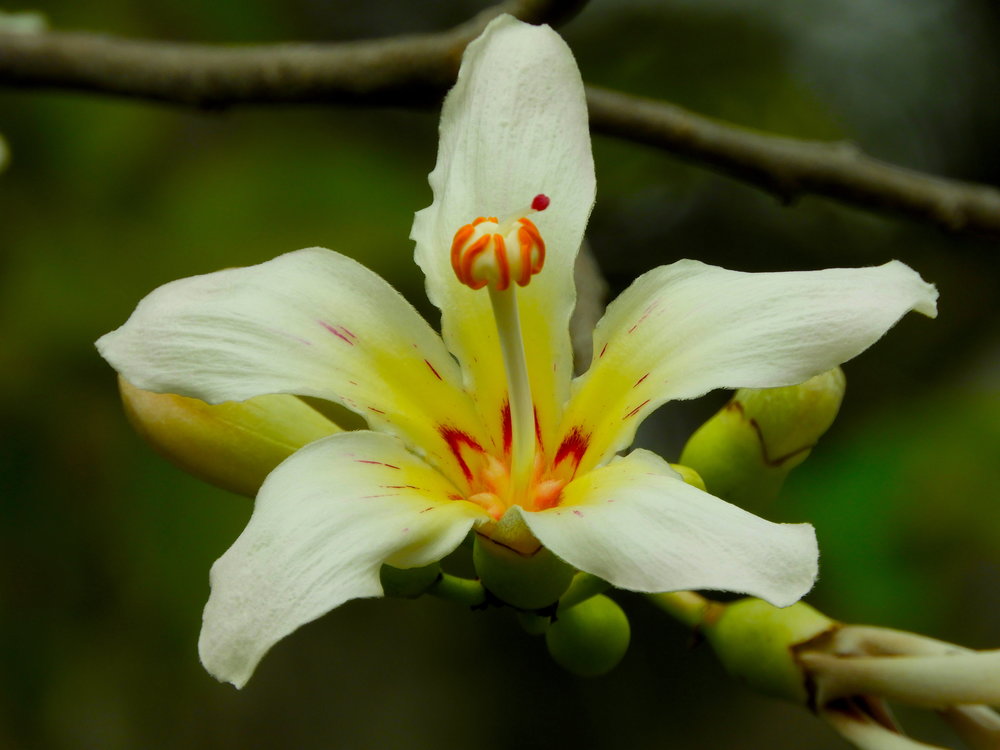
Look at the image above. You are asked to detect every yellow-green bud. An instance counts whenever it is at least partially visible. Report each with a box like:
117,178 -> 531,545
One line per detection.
704,598 -> 836,704
546,595 -> 631,677
379,563 -> 442,599
473,513 -> 575,610
679,368 -> 846,506
119,376 -> 341,497
669,463 -> 706,491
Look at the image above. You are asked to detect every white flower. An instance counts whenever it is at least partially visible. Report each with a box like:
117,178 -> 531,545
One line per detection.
96,15 -> 937,687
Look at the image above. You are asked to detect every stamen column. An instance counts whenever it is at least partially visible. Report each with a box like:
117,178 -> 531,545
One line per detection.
450,193 -> 550,504
488,285 -> 535,500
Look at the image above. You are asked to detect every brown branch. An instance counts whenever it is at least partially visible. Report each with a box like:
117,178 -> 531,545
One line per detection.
1,0 -> 999,238
586,87 -> 1000,239
0,0 -> 588,107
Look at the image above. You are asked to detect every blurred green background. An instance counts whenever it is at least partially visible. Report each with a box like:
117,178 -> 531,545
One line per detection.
1,1 -> 998,748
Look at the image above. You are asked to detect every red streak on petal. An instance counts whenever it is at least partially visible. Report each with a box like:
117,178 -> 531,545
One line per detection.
554,427 -> 590,475
438,425 -> 484,483
368,407 -> 386,415
419,506 -> 436,513
319,321 -> 355,345
627,324 -> 638,334
634,373 -> 649,387
599,342 -> 608,358
381,484 -> 420,490
425,359 -> 443,380
623,399 -> 650,420
572,509 -> 584,517
533,405 -> 544,451
355,460 -> 400,469
500,401 -> 512,455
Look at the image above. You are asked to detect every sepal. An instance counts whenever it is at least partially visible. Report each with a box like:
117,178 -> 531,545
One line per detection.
473,511 -> 575,610
119,376 -> 341,497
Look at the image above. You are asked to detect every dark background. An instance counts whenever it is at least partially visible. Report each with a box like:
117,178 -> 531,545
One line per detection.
1,1 -> 998,748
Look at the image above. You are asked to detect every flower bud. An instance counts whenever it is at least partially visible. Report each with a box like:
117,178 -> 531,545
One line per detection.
668,463 -> 706,491
704,598 -> 836,704
119,376 -> 341,497
679,368 -> 846,506
546,594 -> 630,676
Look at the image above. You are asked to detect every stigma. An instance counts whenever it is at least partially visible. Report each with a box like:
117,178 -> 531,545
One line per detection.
450,194 -> 549,291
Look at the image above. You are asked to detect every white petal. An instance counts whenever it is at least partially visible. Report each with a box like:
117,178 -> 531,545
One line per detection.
97,248 -> 488,486
561,260 -> 937,473
199,431 -> 487,687
822,703 -> 947,750
411,15 -> 595,453
804,650 -> 1000,708
519,449 -> 817,606
941,706 -> 1000,750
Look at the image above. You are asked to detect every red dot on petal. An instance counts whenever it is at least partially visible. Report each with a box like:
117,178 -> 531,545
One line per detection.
531,194 -> 551,211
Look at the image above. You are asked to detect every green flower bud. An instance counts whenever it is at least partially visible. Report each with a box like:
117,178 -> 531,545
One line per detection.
668,463 -> 706,491
679,368 -> 846,506
546,595 -> 630,677
473,513 -> 575,610
119,376 -> 341,497
379,563 -> 442,599
704,598 -> 836,704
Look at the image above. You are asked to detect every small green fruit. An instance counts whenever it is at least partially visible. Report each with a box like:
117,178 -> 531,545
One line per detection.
546,595 -> 630,676
379,563 -> 441,599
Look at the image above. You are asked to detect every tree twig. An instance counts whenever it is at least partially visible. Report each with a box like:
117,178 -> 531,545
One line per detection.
1,0 -> 998,238
586,87 -> 1000,239
0,0 -> 588,107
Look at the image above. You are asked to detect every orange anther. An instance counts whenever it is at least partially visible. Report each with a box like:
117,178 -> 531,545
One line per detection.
450,201 -> 548,291
459,235 -> 491,289
451,224 -> 475,275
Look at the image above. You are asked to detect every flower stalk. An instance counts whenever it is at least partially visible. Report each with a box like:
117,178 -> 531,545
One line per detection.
651,593 -> 1000,750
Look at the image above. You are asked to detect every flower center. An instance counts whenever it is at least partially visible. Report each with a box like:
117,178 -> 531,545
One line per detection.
450,194 -> 548,292
465,452 -> 568,522
450,194 -> 551,513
